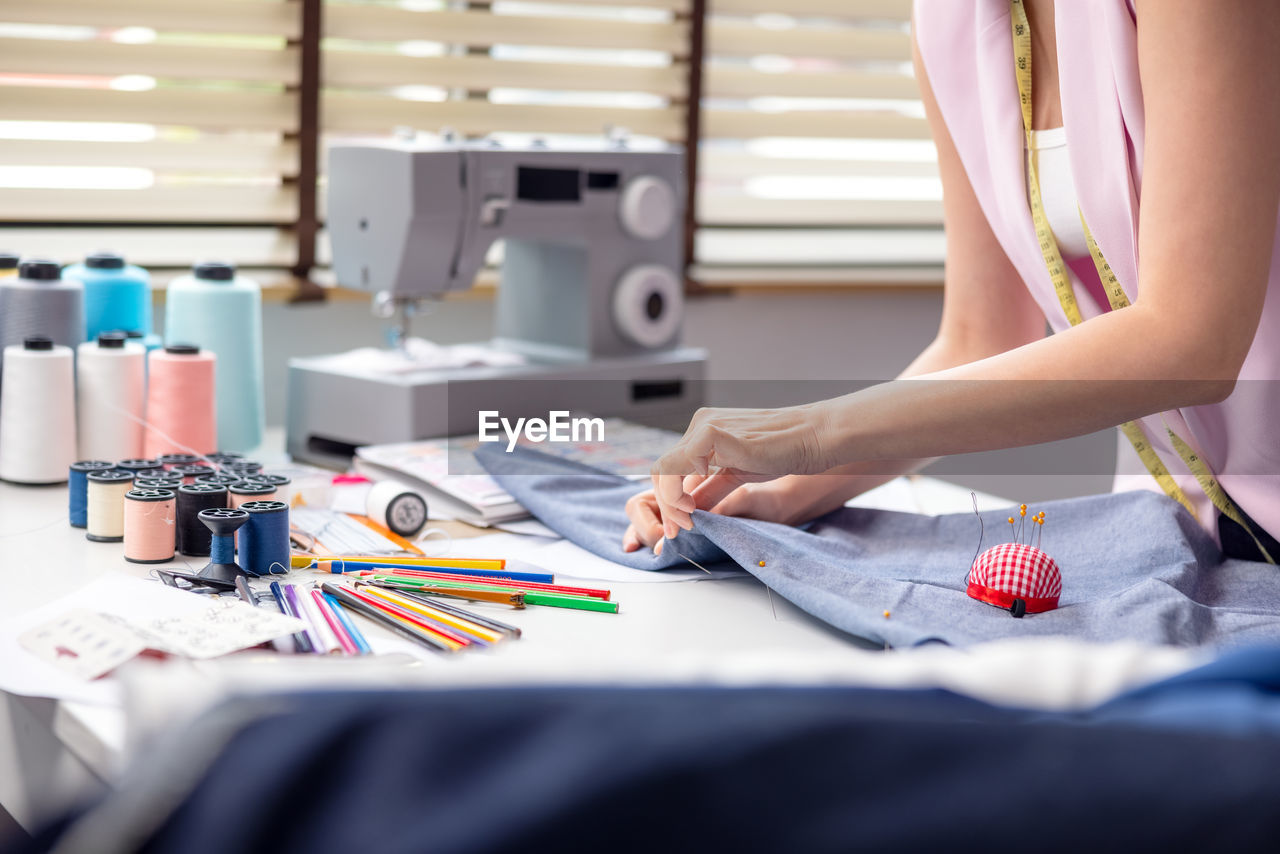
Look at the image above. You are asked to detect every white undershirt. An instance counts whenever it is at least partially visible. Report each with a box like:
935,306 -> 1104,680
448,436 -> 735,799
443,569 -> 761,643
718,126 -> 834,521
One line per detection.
1027,127 -> 1091,260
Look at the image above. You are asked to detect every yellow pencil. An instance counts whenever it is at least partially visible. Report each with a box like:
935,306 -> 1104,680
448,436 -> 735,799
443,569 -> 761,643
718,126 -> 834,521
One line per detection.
291,554 -> 505,570
359,585 -> 505,644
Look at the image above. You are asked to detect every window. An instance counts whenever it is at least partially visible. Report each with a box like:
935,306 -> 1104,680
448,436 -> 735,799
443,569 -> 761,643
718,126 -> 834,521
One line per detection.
0,0 -> 941,290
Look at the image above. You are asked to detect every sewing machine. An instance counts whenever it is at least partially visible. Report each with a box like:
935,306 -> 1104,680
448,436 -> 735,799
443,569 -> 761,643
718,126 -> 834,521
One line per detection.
286,134 -> 706,467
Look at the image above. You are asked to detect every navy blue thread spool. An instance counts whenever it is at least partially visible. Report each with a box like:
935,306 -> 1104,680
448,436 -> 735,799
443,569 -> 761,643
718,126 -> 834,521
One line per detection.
176,482 -> 228,556
157,453 -> 200,470
116,458 -> 164,475
69,460 -> 115,528
135,474 -> 184,490
196,507 -> 249,585
172,463 -> 216,484
238,500 -> 290,576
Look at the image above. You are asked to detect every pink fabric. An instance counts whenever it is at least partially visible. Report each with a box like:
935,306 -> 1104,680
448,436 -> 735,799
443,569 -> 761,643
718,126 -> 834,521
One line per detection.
915,0 -> 1280,543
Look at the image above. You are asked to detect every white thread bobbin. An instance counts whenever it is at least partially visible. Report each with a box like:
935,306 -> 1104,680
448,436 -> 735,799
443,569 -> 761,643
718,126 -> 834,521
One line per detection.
144,344 -> 216,458
366,480 -> 429,538
77,332 -> 146,461
86,469 -> 135,542
123,488 -> 176,563
0,336 -> 76,484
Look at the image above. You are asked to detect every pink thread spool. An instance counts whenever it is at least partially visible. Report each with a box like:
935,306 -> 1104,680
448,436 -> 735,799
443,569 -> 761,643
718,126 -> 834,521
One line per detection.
145,344 -> 216,458
123,487 -> 176,563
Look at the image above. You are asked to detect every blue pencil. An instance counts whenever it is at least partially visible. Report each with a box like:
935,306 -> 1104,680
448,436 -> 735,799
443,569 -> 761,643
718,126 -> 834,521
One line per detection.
317,559 -> 554,584
323,592 -> 372,655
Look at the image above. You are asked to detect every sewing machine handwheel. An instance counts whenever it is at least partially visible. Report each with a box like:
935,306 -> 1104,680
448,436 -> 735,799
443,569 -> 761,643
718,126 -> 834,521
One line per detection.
612,264 -> 682,349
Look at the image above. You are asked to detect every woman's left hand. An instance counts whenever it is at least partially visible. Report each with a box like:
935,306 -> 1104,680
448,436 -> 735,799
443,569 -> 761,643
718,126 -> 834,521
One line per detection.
650,404 -> 835,539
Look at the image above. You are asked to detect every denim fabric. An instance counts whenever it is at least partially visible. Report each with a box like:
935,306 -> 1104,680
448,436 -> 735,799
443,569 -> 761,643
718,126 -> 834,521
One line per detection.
478,446 -> 1280,648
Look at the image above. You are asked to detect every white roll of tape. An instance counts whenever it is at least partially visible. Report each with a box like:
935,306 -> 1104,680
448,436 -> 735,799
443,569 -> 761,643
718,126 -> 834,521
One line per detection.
619,175 -> 676,241
612,264 -> 682,349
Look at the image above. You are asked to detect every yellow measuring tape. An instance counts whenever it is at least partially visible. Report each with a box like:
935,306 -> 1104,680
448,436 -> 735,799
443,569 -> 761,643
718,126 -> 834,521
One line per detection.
1009,0 -> 1273,562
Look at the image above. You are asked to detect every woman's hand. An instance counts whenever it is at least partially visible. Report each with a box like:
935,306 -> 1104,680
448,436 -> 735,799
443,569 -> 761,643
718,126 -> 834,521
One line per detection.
648,405 -> 835,541
622,470 -> 787,553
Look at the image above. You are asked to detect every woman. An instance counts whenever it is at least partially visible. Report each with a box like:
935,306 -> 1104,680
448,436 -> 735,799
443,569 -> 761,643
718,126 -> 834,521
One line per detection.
624,0 -> 1280,562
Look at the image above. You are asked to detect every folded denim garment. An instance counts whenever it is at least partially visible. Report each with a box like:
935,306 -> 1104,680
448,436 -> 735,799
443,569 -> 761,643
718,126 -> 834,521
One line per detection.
477,445 -> 1280,648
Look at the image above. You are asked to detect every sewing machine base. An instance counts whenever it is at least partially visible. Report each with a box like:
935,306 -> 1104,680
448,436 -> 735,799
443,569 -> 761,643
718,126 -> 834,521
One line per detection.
286,347 -> 707,468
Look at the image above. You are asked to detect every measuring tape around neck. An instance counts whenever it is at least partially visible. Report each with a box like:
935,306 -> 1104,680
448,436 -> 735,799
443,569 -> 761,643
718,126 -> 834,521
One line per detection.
1008,0 -> 1273,563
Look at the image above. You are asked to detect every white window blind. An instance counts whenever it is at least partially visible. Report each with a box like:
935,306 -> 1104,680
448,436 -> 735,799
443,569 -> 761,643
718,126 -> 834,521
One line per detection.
0,0 -> 303,277
695,0 -> 944,283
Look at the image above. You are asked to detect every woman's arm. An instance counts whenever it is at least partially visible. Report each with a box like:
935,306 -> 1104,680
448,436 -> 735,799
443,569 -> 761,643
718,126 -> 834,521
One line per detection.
647,1 -> 1280,537
624,30 -> 1045,548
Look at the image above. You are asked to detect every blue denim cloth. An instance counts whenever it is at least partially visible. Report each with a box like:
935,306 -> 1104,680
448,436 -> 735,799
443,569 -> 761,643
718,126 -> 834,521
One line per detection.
478,445 -> 1280,648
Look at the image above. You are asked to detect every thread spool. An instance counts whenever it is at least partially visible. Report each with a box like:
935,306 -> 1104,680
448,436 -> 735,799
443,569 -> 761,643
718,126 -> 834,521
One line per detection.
164,261 -> 264,452
365,480 -> 429,538
123,488 -> 176,563
76,333 -> 146,461
196,507 -> 249,585
229,480 -> 275,508
144,344 -> 216,458
0,261 -> 83,394
0,253 -> 17,278
116,458 -> 163,475
196,473 -> 242,488
69,460 -> 116,528
0,337 -> 77,484
85,468 -> 135,542
157,453 -> 200,470
64,252 -> 151,344
223,460 -> 263,477
135,474 -> 184,490
172,463 -> 216,484
207,451 -> 244,468
244,473 -> 291,505
238,500 -> 290,576
176,482 -> 228,557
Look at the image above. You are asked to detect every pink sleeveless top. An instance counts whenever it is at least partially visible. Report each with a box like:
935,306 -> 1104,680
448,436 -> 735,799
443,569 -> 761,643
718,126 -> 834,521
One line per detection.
914,0 -> 1280,542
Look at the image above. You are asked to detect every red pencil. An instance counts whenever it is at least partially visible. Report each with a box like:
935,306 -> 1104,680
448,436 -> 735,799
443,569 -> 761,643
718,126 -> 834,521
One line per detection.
311,588 -> 359,655
354,568 -> 611,601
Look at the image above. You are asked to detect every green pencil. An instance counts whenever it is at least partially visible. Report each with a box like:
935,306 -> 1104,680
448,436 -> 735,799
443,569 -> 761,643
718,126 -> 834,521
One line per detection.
522,592 -> 619,614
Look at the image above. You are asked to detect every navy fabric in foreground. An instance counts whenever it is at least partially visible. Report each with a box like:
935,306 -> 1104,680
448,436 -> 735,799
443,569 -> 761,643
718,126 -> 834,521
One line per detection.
26,649 -> 1280,854
478,445 -> 1280,647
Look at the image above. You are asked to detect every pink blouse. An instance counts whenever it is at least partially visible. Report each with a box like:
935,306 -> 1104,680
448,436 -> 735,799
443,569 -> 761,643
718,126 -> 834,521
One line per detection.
914,0 -> 1280,542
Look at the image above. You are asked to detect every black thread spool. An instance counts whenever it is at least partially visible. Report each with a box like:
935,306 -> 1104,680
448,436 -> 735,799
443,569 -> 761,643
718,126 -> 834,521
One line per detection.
116,458 -> 164,475
157,453 -> 201,470
135,474 -> 184,490
207,451 -> 244,469
176,482 -> 228,556
196,507 -> 250,585
196,472 -> 244,488
172,463 -> 216,483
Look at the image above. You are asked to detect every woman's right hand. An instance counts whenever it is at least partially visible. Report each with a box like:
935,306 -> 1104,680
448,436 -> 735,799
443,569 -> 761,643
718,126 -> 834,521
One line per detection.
622,470 -> 788,554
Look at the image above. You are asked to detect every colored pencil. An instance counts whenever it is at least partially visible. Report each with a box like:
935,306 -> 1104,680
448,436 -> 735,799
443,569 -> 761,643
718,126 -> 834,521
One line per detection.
311,588 -> 359,655
359,585 -> 504,644
389,588 -> 523,638
361,567 -> 610,600
320,583 -> 457,653
295,585 -> 342,653
522,592 -> 620,614
271,581 -> 314,653
370,574 -> 598,604
323,593 -> 371,655
292,554 -> 504,570
333,583 -> 474,649
283,583 -> 323,654
317,559 -> 552,584
375,584 -> 526,607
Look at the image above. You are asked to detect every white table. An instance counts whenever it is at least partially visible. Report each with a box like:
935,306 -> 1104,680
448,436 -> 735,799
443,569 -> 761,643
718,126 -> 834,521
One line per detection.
0,465 -> 1194,834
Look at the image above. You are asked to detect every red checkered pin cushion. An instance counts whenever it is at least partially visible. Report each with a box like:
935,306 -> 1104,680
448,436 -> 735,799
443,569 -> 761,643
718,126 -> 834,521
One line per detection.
967,542 -> 1061,617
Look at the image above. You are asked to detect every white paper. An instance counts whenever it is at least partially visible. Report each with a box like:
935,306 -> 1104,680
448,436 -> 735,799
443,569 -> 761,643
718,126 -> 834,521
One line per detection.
134,599 -> 307,660
18,610 -> 147,681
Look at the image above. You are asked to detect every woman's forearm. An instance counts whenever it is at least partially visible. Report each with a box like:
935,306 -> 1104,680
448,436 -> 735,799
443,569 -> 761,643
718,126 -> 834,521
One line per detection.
816,303 -> 1232,469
